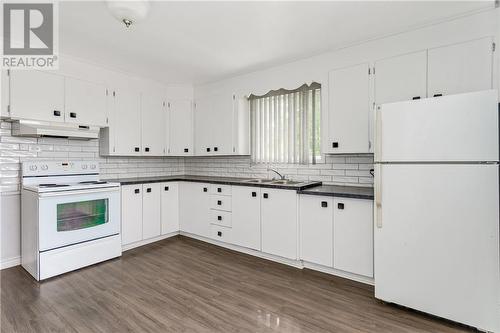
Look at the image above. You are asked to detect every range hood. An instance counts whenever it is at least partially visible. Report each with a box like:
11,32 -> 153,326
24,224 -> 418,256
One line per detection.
11,120 -> 100,139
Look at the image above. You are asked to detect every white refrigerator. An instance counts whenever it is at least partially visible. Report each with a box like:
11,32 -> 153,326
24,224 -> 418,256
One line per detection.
374,90 -> 500,332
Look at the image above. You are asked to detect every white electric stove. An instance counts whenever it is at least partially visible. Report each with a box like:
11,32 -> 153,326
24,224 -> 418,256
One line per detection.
21,161 -> 122,281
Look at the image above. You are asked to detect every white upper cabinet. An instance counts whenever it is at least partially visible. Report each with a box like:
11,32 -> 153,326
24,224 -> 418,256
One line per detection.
327,63 -> 371,154
9,70 -> 65,122
169,99 -> 194,156
65,77 -> 107,126
141,90 -> 166,156
194,93 -> 237,156
375,50 -> 428,105
194,96 -> 213,154
428,37 -> 493,97
113,87 -> 142,156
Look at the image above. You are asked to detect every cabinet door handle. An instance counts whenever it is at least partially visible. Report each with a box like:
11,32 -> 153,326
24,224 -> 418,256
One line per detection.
145,147 -> 150,152
69,112 -> 77,118
263,193 -> 268,199
217,231 -> 222,237
53,110 -> 61,117
134,189 -> 140,194
251,191 -> 256,197
412,96 -> 421,100
217,215 -> 222,221
184,148 -> 189,153
146,188 -> 152,193
164,186 -> 169,191
217,187 -> 222,193
206,147 -> 211,152
433,93 -> 443,97
321,201 -> 328,207
214,147 -> 218,152
134,147 -> 140,152
217,200 -> 222,205
337,203 -> 344,210
332,142 -> 339,148
203,187 -> 208,192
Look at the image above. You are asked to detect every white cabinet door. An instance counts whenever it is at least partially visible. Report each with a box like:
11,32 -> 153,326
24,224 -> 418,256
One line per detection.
141,91 -> 166,156
142,183 -> 161,240
375,51 -> 427,104
160,182 -> 179,234
233,96 -> 250,155
232,186 -> 261,250
9,70 -> 65,122
333,198 -> 373,277
114,88 -> 142,156
261,189 -> 298,260
327,63 -> 371,154
121,185 -> 143,245
169,100 -> 193,156
65,77 -> 107,126
194,97 -> 214,155
299,195 -> 333,267
211,93 -> 234,155
179,182 -> 210,237
428,37 -> 493,97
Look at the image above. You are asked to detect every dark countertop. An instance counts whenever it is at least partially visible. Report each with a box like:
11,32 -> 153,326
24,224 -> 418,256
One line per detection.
105,175 -> 321,191
298,185 -> 374,200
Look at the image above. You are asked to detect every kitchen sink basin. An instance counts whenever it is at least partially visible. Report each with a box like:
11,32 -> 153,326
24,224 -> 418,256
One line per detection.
270,180 -> 302,185
243,179 -> 275,183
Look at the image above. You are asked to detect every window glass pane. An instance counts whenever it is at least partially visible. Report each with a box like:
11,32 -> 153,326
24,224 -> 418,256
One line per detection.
57,199 -> 108,232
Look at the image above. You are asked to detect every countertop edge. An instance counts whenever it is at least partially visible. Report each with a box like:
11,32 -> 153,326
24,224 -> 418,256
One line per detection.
297,190 -> 374,200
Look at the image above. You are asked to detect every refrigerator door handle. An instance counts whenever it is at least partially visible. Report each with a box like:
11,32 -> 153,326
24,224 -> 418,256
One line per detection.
375,164 -> 382,228
375,106 -> 382,161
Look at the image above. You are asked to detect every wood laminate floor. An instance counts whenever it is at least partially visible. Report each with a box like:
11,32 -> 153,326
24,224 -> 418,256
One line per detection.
1,236 -> 475,333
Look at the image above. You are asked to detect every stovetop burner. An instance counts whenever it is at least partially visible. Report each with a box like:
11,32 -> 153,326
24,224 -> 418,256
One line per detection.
78,181 -> 107,185
39,184 -> 71,188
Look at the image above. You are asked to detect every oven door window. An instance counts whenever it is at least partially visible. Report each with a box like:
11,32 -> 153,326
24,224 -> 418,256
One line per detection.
57,199 -> 109,232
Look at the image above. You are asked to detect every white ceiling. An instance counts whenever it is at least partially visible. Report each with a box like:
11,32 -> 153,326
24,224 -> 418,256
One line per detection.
60,1 -> 493,85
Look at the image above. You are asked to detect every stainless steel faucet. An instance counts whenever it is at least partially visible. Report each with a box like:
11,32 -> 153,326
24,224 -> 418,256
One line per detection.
267,168 -> 286,180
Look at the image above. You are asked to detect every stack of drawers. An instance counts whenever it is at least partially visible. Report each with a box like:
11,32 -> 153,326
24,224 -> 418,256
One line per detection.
209,184 -> 233,242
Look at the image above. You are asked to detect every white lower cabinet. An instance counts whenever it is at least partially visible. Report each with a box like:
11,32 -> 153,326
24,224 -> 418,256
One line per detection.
160,182 -> 179,234
231,186 -> 261,250
333,198 -> 374,278
142,183 -> 161,240
299,196 -> 333,267
121,185 -> 143,245
261,189 -> 298,260
179,182 -> 210,237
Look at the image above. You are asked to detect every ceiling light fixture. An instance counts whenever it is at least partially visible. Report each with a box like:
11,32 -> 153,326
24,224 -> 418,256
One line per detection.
106,0 -> 150,29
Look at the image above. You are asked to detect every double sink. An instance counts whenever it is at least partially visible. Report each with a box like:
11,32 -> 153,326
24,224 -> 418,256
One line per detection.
243,179 -> 303,186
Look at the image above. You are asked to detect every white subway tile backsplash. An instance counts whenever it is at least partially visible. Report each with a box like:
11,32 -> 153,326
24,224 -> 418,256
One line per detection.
0,120 -> 373,193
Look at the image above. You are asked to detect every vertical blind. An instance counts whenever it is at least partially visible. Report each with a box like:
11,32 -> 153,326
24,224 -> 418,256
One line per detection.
249,83 -> 321,164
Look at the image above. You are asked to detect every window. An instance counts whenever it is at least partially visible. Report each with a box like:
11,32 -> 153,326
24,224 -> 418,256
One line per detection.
249,83 -> 321,164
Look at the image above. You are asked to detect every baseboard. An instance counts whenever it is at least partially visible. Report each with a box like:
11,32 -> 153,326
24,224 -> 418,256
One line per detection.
303,261 -> 374,285
122,232 -> 180,252
0,256 -> 21,270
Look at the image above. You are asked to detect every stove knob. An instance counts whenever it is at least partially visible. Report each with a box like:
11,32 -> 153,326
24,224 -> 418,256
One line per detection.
41,164 -> 48,170
29,165 -> 37,171
90,164 -> 96,170
82,164 -> 88,169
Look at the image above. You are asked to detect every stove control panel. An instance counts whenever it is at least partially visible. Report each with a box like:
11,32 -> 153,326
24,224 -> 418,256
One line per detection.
22,161 -> 100,177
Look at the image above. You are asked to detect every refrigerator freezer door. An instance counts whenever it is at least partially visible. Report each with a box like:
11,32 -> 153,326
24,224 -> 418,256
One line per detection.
374,163 -> 500,332
375,90 -> 498,163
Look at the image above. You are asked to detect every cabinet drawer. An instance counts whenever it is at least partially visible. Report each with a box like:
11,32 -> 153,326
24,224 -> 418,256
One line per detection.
210,184 -> 231,196
210,224 -> 233,243
210,195 -> 232,211
210,210 -> 232,228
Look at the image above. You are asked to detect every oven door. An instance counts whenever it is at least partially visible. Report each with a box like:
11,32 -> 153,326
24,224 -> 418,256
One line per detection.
38,187 -> 120,251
